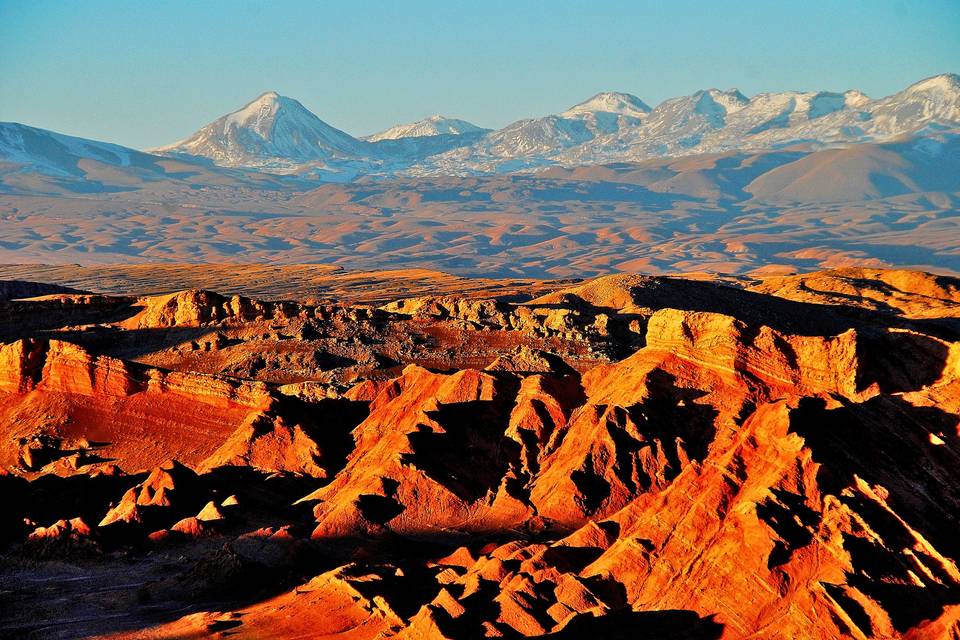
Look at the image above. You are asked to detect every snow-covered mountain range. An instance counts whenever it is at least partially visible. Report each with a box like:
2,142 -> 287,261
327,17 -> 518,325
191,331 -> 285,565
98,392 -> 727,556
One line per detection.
4,73 -> 959,181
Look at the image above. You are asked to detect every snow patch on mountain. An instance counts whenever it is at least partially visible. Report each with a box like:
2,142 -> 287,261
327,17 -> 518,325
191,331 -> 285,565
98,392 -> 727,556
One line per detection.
88,72 -> 960,178
0,122 -> 144,177
562,92 -> 651,118
152,91 -> 372,172
365,115 -> 487,141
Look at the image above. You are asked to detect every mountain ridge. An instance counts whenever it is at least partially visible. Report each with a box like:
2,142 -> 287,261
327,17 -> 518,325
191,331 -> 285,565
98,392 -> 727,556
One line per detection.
3,73 -> 959,181
364,115 -> 488,142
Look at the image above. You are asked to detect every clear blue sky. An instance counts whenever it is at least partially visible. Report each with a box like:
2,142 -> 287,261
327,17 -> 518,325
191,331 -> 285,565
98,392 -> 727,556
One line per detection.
1,0 -> 958,149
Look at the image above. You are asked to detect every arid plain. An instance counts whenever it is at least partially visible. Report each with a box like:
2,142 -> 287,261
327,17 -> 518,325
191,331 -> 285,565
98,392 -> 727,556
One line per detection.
3,137 -> 959,279
2,73 -> 960,638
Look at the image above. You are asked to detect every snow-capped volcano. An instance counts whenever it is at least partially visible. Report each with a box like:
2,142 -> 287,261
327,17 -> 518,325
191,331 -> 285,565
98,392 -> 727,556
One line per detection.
562,92 -> 651,118
137,73 -> 960,177
365,115 -> 487,141
152,91 -> 370,170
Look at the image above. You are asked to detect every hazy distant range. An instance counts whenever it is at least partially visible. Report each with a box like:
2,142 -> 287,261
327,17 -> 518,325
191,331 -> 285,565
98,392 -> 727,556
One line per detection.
0,74 -> 958,278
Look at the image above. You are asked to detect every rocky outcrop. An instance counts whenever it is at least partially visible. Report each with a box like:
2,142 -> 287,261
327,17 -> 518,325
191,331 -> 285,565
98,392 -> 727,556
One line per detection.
639,308 -> 864,398
300,365 -> 531,539
382,295 -> 513,327
99,460 -> 204,527
201,411 -> 327,476
383,292 -> 642,349
122,289 -> 304,329
485,346 -> 575,374
0,338 -> 48,393
23,517 -> 100,558
0,338 -> 272,406
749,267 -> 960,318
3,269 -> 959,640
0,338 -> 279,472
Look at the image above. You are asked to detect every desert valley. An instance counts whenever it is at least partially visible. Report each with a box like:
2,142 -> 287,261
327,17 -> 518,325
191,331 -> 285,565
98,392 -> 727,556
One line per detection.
2,75 -> 959,277
1,266 -> 960,639
2,7 -> 960,635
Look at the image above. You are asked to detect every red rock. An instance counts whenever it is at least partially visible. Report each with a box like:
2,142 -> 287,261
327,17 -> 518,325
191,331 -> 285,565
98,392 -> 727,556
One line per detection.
5,269 -> 960,639
170,516 -> 210,537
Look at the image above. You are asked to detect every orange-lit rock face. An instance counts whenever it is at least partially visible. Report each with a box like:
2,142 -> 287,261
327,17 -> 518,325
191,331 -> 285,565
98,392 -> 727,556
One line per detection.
1,268 -> 959,639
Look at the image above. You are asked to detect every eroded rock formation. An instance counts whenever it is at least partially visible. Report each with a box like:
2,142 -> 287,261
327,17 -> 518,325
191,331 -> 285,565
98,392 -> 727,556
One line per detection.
1,268 -> 958,639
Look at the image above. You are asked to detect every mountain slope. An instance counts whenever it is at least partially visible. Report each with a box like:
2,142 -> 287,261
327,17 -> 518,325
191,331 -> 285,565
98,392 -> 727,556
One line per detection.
364,115 -> 487,141
152,91 -> 372,172
745,128 -> 960,202
9,73 -> 960,180
0,122 -> 293,196
2,127 -> 959,274
1,122 -> 159,178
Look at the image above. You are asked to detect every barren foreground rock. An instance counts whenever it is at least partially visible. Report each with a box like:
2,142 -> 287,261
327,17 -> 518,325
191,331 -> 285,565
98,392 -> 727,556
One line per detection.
1,267 -> 959,639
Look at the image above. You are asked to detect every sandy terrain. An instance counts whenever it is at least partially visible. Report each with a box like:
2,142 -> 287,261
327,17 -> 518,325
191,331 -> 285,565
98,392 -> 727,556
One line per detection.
2,142 -> 958,278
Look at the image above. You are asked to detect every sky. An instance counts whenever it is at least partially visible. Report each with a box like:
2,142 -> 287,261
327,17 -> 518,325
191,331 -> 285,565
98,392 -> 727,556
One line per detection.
1,0 -> 959,149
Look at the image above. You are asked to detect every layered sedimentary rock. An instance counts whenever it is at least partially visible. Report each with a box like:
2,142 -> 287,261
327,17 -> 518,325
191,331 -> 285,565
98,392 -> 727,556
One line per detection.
1,268 -> 958,639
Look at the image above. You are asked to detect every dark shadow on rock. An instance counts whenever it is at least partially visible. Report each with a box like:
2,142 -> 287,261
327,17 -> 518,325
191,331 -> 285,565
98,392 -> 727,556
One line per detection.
756,488 -> 821,569
841,534 -> 959,633
356,494 -> 405,525
531,609 -> 724,639
789,395 -> 960,631
626,277 -> 960,342
56,325 -> 219,360
0,296 -> 141,342
629,368 -> 719,470
2,470 -> 149,548
821,582 -> 873,637
404,378 -> 522,503
274,395 -> 368,480
0,281 -> 89,301
855,330 -> 950,393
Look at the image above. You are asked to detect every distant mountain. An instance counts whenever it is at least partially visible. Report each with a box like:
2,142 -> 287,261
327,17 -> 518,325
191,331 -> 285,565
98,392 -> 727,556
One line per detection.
418,92 -> 652,173
5,74 -> 959,180
424,73 -> 960,173
562,91 -> 652,118
365,115 -> 487,141
564,73 -> 960,167
0,121 -> 157,178
0,121 -> 296,196
151,91 -> 372,173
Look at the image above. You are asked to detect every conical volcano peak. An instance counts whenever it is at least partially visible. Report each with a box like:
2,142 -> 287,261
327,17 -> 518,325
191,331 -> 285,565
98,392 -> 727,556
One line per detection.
153,91 -> 368,167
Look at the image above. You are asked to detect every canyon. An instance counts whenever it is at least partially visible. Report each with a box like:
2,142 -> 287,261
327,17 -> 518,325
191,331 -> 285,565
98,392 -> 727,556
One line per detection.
1,266 -> 959,638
